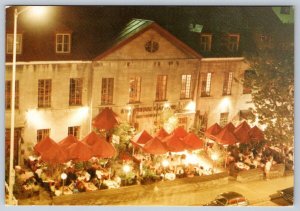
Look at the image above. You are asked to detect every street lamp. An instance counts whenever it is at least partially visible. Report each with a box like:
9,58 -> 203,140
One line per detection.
60,173 -> 68,195
8,6 -> 46,205
123,164 -> 131,186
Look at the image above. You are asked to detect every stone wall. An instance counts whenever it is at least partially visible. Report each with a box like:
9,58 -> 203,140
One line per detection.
53,172 -> 229,205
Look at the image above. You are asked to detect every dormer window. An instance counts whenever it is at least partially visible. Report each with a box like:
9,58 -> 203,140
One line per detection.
227,34 -> 240,52
56,33 -> 71,53
200,34 -> 212,52
6,34 -> 22,54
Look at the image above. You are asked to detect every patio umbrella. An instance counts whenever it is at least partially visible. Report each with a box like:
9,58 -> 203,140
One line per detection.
66,141 -> 93,162
58,134 -> 78,150
92,107 -> 119,130
154,128 -> 169,140
205,123 -> 222,139
161,134 -> 187,152
143,137 -> 168,155
234,121 -> 251,143
34,136 -> 57,155
92,138 -> 116,158
223,122 -> 236,133
82,131 -> 116,158
249,126 -> 264,142
214,127 -> 237,145
182,133 -> 204,150
131,130 -> 153,145
40,142 -> 69,164
172,127 -> 188,138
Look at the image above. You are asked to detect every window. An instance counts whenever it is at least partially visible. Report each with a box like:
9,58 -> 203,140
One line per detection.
227,34 -> 240,52
69,78 -> 83,105
5,80 -> 19,109
180,74 -> 192,99
38,79 -> 52,108
280,7 -> 291,15
156,75 -> 167,101
129,76 -> 141,103
223,72 -> 233,95
200,34 -> 212,52
220,112 -> 229,127
56,33 -> 71,53
200,72 -> 212,97
37,129 -> 50,142
68,126 -> 80,140
6,34 -> 22,54
5,128 -> 22,166
101,78 -> 114,105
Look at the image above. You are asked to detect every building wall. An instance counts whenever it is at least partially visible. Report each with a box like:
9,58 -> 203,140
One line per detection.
5,62 -> 92,158
196,58 -> 254,129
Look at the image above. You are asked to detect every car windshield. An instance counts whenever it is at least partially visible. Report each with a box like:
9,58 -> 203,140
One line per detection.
215,197 -> 227,205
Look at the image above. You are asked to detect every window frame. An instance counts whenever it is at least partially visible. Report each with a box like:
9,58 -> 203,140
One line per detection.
37,129 -> 50,142
220,112 -> 229,127
180,74 -> 193,99
129,76 -> 141,103
222,72 -> 233,96
227,34 -> 240,52
38,79 -> 52,108
6,33 -> 23,54
5,80 -> 19,109
101,78 -> 114,105
200,72 -> 212,97
155,75 -> 168,101
69,78 -> 83,106
56,33 -> 71,53
68,126 -> 80,140
200,33 -> 212,52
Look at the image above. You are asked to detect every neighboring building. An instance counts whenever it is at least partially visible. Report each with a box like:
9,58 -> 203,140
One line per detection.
4,6 -> 288,165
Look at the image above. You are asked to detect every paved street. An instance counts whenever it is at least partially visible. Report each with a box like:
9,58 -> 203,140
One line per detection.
18,175 -> 293,206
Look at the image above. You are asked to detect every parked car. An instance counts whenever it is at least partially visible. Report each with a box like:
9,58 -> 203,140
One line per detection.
205,191 -> 249,206
278,187 -> 293,204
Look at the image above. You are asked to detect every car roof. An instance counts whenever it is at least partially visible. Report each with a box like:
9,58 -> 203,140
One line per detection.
219,192 -> 244,199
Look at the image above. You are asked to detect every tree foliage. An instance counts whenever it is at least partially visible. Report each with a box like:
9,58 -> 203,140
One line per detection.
246,26 -> 294,144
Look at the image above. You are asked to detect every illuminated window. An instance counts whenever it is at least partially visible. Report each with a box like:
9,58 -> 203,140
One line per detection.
129,76 -> 141,103
223,72 -> 233,95
68,126 -> 80,140
6,34 -> 22,54
227,34 -> 240,52
156,75 -> 167,101
69,78 -> 83,105
5,80 -> 19,109
180,74 -> 192,99
220,112 -> 229,127
56,33 -> 71,53
5,128 -> 22,166
200,34 -> 212,52
101,78 -> 114,105
38,79 -> 52,108
200,72 -> 212,97
37,129 -> 50,142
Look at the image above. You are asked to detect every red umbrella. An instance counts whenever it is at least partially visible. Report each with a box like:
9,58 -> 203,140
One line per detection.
155,128 -> 169,140
82,131 -> 100,146
131,130 -> 153,145
223,122 -> 236,133
40,143 -> 69,164
92,107 -> 119,130
66,141 -> 93,162
214,127 -> 237,145
234,121 -> 251,143
82,131 -> 116,158
34,136 -> 57,155
161,134 -> 187,152
143,137 -> 168,155
172,127 -> 188,138
58,134 -> 78,150
205,123 -> 222,139
249,126 -> 264,142
182,133 -> 204,150
92,138 -> 116,158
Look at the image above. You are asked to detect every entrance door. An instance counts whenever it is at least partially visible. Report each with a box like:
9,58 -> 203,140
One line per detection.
5,128 -> 22,167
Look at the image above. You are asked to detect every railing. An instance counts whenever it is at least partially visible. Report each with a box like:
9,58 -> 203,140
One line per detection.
5,182 -> 18,205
